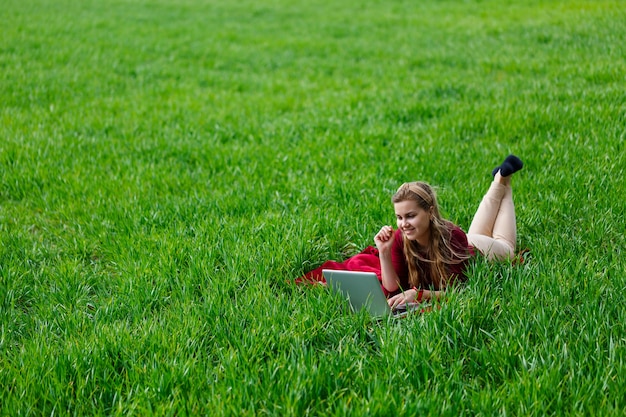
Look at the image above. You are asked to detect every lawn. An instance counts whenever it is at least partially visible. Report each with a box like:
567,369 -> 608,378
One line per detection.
1,0 -> 625,415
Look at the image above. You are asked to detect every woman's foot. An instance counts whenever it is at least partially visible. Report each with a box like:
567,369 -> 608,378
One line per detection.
492,155 -> 523,177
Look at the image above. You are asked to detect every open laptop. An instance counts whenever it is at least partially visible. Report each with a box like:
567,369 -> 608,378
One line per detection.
323,269 -> 419,319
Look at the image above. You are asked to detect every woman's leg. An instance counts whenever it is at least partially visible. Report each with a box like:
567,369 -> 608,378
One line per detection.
467,155 -> 522,261
491,180 -> 516,252
467,178 -> 506,238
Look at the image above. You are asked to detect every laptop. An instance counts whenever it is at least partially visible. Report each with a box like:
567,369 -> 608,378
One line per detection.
323,269 -> 419,319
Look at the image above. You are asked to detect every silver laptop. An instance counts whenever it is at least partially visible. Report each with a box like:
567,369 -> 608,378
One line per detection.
323,269 -> 418,319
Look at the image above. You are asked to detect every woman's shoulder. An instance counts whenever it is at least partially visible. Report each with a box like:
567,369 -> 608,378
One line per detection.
445,221 -> 467,237
444,221 -> 471,247
445,221 -> 475,255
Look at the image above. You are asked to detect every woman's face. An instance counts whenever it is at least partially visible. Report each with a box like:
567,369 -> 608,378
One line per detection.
394,199 -> 432,245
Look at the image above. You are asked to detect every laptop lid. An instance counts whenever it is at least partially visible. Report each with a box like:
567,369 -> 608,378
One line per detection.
323,269 -> 393,318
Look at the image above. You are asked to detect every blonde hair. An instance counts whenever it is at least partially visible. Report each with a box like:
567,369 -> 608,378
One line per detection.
392,182 -> 469,290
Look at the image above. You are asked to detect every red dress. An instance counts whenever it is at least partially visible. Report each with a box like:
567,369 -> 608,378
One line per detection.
296,223 -> 474,295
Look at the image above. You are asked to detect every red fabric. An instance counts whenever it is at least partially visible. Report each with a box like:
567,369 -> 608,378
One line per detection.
294,246 -> 395,294
295,224 -> 475,295
295,237 -> 529,300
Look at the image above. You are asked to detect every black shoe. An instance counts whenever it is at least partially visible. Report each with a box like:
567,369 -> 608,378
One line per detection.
493,155 -> 523,177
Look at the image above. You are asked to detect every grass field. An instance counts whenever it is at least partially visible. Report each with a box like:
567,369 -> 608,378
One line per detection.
1,0 -> 626,415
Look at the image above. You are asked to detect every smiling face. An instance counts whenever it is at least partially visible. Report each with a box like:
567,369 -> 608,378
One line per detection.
394,199 -> 432,246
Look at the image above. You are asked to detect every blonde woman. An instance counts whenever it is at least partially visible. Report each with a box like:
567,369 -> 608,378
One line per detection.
375,155 -> 523,308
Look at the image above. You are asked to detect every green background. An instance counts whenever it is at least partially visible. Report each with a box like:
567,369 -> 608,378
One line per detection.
1,0 -> 625,415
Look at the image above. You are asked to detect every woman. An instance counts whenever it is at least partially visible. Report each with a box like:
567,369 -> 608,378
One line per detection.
375,155 -> 523,309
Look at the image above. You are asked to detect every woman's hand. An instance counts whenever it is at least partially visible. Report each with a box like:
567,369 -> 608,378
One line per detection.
387,288 -> 418,309
374,226 -> 395,254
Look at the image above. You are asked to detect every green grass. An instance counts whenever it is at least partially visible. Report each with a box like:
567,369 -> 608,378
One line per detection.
1,0 -> 626,415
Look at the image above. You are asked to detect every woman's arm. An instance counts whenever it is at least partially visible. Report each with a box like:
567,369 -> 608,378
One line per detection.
374,226 -> 401,293
379,245 -> 400,293
387,288 -> 445,308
